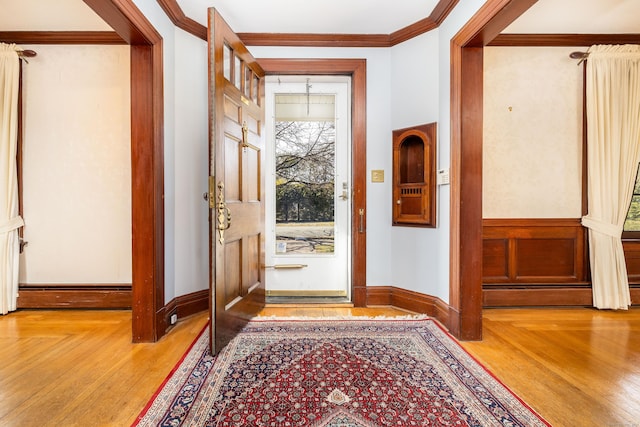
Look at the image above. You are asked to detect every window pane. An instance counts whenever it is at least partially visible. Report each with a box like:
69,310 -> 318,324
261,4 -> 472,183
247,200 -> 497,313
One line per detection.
274,120 -> 336,254
273,94 -> 337,254
234,56 -> 242,90
252,75 -> 260,104
223,44 -> 231,82
624,163 -> 640,232
244,66 -> 252,98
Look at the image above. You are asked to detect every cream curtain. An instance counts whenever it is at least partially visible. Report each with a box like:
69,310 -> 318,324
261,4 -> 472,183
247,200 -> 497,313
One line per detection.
0,43 -> 23,315
582,44 -> 640,310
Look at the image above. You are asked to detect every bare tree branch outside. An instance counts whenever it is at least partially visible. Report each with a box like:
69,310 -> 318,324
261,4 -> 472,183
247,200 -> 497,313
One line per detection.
275,120 -> 335,253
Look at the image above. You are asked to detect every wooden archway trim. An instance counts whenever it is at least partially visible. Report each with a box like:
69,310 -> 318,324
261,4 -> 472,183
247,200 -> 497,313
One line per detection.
257,58 -> 368,306
449,0 -> 537,340
83,0 -> 165,342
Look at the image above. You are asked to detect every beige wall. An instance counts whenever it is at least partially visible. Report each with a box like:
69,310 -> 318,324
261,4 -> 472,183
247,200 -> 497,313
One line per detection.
19,44 -> 131,284
483,46 -> 584,218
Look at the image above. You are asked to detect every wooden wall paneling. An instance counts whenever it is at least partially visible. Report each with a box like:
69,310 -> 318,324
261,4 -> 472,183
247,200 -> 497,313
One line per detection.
624,241 -> 640,284
516,238 -> 576,279
482,238 -> 509,280
257,58 -> 368,307
482,219 -> 586,284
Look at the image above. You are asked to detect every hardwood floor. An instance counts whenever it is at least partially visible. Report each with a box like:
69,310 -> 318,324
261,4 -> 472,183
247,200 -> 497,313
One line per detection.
1,306 -> 639,426
461,307 -> 640,427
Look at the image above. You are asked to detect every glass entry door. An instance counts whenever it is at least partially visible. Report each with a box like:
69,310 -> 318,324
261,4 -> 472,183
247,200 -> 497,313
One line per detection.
265,76 -> 351,299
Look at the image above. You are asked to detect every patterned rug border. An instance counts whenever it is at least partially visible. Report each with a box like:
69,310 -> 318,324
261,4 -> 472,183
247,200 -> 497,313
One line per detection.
132,321 -> 209,426
133,317 -> 551,427
254,314 -> 430,321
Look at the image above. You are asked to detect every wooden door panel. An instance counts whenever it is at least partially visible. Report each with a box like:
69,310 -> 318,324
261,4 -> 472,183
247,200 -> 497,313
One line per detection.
224,95 -> 241,121
224,239 -> 242,305
224,136 -> 241,201
244,233 -> 261,293
246,147 -> 260,202
210,8 -> 266,354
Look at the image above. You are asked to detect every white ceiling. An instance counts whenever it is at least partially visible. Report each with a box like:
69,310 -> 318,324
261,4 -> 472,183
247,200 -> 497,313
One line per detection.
505,0 -> 640,34
1,0 -> 640,35
180,0 -> 441,34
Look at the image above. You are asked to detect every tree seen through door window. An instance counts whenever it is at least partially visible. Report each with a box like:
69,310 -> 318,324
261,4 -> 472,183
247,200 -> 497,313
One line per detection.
275,120 -> 335,253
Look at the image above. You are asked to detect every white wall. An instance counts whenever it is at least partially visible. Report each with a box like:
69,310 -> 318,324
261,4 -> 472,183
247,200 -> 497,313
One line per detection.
132,0 -> 209,302
19,44 -> 131,284
483,46 -> 583,218
389,31 -> 443,297
173,28 -> 209,296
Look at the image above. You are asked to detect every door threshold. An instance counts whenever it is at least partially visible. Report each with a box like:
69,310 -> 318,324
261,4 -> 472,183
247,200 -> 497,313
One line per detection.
265,296 -> 353,306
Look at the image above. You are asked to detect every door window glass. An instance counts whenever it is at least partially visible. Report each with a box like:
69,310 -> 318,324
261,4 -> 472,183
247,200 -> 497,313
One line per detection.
274,94 -> 336,254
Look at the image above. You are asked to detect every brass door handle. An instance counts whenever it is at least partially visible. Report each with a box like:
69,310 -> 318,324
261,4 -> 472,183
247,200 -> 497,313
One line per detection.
216,182 -> 231,244
241,121 -> 249,148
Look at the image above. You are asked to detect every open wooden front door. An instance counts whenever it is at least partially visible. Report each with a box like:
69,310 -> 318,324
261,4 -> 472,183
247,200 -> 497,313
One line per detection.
208,8 -> 266,354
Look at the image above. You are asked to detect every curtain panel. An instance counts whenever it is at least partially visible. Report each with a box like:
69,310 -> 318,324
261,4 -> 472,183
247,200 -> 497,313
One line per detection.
582,44 -> 640,309
0,43 -> 23,315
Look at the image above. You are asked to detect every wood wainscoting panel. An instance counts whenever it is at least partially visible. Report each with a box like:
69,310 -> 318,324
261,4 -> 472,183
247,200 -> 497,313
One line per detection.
483,238 -> 509,280
483,218 -> 587,284
515,238 -> 577,279
624,240 -> 640,284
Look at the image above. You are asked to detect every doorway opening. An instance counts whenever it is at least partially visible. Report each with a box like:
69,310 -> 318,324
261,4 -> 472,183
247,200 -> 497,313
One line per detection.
264,75 -> 352,304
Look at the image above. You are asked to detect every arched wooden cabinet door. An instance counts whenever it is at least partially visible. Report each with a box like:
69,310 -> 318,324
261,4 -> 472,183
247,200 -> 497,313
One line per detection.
392,122 -> 437,227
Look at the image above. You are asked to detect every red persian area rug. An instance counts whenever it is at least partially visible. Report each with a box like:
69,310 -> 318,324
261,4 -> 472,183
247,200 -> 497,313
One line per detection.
133,318 -> 549,426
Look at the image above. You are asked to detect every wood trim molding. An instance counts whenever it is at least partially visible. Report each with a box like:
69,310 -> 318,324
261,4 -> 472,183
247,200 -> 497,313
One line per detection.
367,286 -> 450,329
450,0 -> 539,341
390,0 -> 460,45
464,0 -> 538,47
17,285 -> 132,309
0,31 -> 125,44
257,58 -> 367,307
156,0 -> 207,41
237,33 -> 391,48
163,289 -> 209,329
83,0 -> 160,45
484,286 -> 640,307
489,33 -> 640,47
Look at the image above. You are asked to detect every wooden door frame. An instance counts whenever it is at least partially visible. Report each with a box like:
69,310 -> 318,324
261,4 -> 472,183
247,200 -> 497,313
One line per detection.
449,0 -> 537,340
83,0 -> 165,342
83,0 -> 540,342
257,59 -> 367,306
